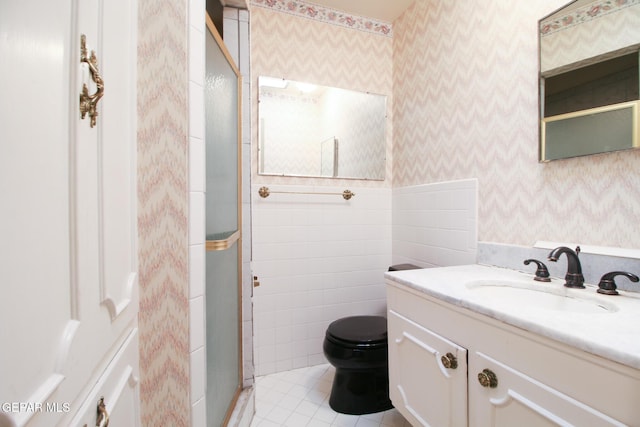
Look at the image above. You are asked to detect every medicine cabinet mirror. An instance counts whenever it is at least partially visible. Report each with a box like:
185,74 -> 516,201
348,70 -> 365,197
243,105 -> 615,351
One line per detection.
258,76 -> 387,180
539,0 -> 640,161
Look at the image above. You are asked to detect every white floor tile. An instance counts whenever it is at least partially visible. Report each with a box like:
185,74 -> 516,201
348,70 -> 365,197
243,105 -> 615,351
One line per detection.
307,419 -> 332,427
287,384 -> 311,397
332,413 -> 360,427
355,417 -> 381,427
264,406 -> 292,425
278,393 -> 305,411
256,419 -> 281,427
313,404 -> 338,424
252,364 -> 410,427
284,412 -> 312,426
259,389 -> 286,406
273,379 -> 296,394
295,399 -> 320,417
360,411 -> 384,423
305,388 -> 329,405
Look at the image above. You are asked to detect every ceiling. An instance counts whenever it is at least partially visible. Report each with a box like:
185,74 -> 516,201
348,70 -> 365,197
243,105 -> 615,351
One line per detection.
308,0 -> 415,22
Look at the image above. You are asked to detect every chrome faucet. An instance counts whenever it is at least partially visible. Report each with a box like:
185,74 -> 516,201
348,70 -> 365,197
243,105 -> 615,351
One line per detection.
548,246 -> 585,288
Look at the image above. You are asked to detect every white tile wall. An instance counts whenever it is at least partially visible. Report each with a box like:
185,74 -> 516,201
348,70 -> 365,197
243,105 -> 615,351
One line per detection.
251,185 -> 393,376
190,346 -> 206,399
189,243 -> 205,298
188,0 -> 206,424
392,179 -> 478,268
189,192 -> 205,245
189,296 -> 205,351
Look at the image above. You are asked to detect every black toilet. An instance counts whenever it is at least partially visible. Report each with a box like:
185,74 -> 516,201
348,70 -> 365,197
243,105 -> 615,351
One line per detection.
323,315 -> 393,415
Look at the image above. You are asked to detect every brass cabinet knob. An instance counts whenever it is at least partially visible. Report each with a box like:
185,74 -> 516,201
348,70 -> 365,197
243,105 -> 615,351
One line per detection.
478,368 -> 498,388
441,352 -> 458,369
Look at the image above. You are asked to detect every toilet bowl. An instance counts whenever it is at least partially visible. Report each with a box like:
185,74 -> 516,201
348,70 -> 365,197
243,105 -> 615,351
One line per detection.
323,315 -> 393,415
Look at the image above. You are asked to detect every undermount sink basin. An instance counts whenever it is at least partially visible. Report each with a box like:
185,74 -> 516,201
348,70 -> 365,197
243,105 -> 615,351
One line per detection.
465,280 -> 618,314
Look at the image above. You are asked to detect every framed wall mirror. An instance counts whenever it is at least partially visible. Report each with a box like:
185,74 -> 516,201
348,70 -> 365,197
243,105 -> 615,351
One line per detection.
539,0 -> 640,161
258,76 -> 387,180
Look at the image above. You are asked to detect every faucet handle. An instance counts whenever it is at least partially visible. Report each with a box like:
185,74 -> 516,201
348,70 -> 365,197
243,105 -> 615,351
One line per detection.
524,259 -> 551,282
597,271 -> 639,295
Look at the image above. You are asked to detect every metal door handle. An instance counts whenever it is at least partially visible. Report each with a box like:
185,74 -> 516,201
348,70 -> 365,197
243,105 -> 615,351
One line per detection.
96,397 -> 109,427
79,34 -> 104,128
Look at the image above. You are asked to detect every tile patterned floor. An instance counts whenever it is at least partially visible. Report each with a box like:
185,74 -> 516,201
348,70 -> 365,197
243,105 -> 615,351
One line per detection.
250,364 -> 411,427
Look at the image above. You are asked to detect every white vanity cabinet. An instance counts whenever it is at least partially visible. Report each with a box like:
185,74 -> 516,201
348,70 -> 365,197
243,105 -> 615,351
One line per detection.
387,280 -> 640,427
387,309 -> 468,426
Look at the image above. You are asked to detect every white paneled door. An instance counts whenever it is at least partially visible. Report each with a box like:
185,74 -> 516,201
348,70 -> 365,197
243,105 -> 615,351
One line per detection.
0,1 -> 140,426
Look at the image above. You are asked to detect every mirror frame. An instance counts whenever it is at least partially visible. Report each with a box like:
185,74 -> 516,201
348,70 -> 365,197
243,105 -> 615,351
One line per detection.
538,0 -> 640,162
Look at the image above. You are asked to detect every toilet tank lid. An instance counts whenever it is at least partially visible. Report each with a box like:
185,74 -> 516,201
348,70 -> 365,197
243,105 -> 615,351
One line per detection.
388,263 -> 421,271
326,315 -> 387,343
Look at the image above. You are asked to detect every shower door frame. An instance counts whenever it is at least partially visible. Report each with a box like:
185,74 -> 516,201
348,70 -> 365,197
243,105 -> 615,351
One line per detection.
204,13 -> 243,426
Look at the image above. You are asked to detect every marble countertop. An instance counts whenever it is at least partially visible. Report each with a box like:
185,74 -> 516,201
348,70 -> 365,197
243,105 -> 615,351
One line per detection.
385,264 -> 640,370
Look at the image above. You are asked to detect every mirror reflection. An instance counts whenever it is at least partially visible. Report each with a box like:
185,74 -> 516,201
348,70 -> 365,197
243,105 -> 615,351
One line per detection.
539,0 -> 640,161
258,76 -> 386,180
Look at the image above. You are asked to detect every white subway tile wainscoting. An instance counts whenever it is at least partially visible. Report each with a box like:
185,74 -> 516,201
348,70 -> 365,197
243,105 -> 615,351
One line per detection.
251,185 -> 392,376
392,179 -> 478,268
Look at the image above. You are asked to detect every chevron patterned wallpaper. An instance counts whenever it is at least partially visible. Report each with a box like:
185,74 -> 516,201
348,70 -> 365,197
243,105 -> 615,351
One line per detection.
393,0 -> 640,249
138,0 -> 191,425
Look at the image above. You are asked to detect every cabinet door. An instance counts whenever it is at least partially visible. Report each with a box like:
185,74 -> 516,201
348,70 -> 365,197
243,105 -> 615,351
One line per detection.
469,352 -> 625,427
66,330 -> 140,427
388,310 -> 468,427
0,1 -> 139,426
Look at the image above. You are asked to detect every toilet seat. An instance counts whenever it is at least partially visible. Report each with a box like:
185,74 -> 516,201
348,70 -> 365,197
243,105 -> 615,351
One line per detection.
325,316 -> 387,348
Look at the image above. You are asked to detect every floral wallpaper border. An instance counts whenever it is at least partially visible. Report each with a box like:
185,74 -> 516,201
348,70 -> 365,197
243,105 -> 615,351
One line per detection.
541,0 -> 639,35
249,0 -> 393,37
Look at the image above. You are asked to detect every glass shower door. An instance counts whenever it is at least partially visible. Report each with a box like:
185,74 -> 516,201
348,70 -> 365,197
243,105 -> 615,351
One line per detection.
205,15 -> 242,426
